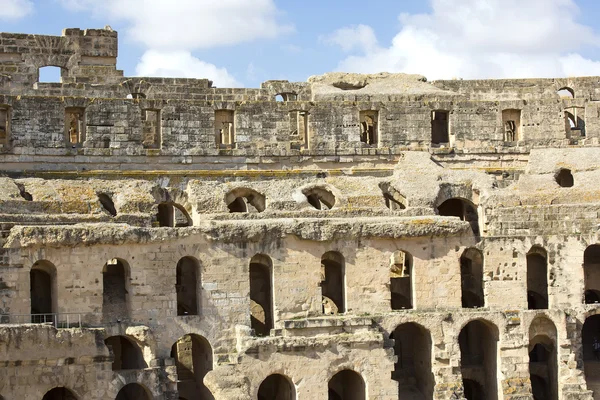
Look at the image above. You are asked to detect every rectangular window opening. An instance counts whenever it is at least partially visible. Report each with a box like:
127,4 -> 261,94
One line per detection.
502,109 -> 521,142
289,110 -> 309,150
65,107 -> 86,146
215,110 -> 235,148
431,110 -> 449,145
142,109 -> 161,149
359,110 -> 378,146
0,106 -> 9,149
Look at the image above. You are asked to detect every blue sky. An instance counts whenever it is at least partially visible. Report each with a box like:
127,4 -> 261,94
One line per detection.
2,0 -> 600,87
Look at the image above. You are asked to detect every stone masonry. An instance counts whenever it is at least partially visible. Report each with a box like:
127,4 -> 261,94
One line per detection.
0,27 -> 600,400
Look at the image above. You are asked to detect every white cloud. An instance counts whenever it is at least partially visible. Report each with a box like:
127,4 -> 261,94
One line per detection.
0,0 -> 33,20
321,24 -> 378,53
136,50 -> 241,87
59,0 -> 292,50
326,0 -> 600,79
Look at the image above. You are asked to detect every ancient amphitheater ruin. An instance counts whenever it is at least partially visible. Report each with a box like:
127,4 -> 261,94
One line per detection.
0,27 -> 599,400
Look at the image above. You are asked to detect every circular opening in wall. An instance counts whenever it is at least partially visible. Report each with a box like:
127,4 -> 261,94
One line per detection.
555,168 -> 574,188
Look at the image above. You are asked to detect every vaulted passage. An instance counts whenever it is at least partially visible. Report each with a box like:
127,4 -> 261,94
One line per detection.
459,320 -> 498,400
258,374 -> 295,400
304,187 -> 336,210
30,260 -> 56,321
42,387 -> 77,400
104,335 -> 147,370
250,254 -> 273,336
226,188 -> 266,213
102,258 -> 129,322
328,370 -> 365,400
584,245 -> 600,304
437,198 -> 480,236
461,248 -> 484,308
527,247 -> 548,310
390,250 -> 412,310
321,252 -> 345,314
177,257 -> 200,316
157,202 -> 192,227
171,334 -> 214,400
392,323 -> 433,399
528,317 -> 558,400
116,384 -> 151,400
583,315 -> 600,397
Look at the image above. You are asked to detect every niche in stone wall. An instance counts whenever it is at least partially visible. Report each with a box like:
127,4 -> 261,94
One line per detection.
289,110 -> 309,150
321,251 -> 345,314
176,257 -> 199,316
65,107 -> 86,146
215,110 -> 235,148
249,254 -> 273,337
461,248 -> 484,308
170,334 -> 214,400
390,250 -> 412,310
359,110 -> 378,146
431,110 -> 449,145
30,260 -> 56,322
303,187 -> 336,210
142,109 -> 161,149
502,109 -> 521,142
564,107 -> 585,137
527,246 -> 548,310
0,106 -> 9,149
102,258 -> 129,321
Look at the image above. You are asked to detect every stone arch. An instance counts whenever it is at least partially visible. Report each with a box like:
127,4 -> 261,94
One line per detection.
250,254 -> 274,336
321,251 -> 346,314
582,314 -> 600,393
459,319 -> 499,400
102,258 -> 130,322
437,197 -> 480,236
528,317 -> 558,400
104,335 -> 147,370
460,248 -> 484,308
225,187 -> 266,213
558,87 -> 575,98
30,260 -> 57,320
584,245 -> 600,304
328,369 -> 366,400
257,374 -> 296,400
379,182 -> 407,211
176,256 -> 200,316
527,246 -> 549,310
391,322 -> 434,399
157,202 -> 193,227
171,334 -> 214,400
42,387 -> 78,400
116,383 -> 152,400
390,250 -> 413,310
302,186 -> 336,210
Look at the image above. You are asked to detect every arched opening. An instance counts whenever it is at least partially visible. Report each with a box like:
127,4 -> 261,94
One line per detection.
380,182 -> 407,211
104,335 -> 147,370
157,202 -> 192,227
328,370 -> 365,400
437,198 -> 480,236
431,110 -> 449,145
303,187 -> 336,210
38,66 -> 65,83
528,317 -> 558,400
97,193 -> 117,216
359,110 -> 378,146
390,250 -> 412,310
258,374 -> 295,400
321,252 -> 345,314
102,258 -> 129,321
225,188 -> 266,213
527,247 -> 549,310
584,245 -> 600,304
30,260 -> 56,322
583,315 -> 600,394
42,387 -> 78,400
461,248 -> 484,308
558,87 -> 575,98
564,107 -> 585,137
250,254 -> 273,336
275,94 -> 285,102
459,320 -> 498,400
176,257 -> 200,316
170,334 -> 214,400
391,323 -> 433,399
116,384 -> 151,400
555,168 -> 574,188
